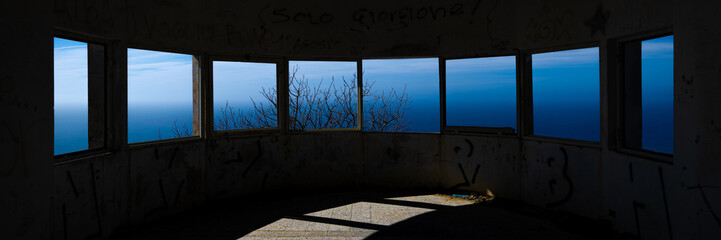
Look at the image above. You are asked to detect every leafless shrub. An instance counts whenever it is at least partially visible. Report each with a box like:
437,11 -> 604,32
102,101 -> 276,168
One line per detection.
172,65 -> 410,137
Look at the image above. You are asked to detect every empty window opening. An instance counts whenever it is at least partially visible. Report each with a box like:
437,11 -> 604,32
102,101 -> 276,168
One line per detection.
127,48 -> 196,143
288,61 -> 358,130
362,58 -> 440,133
446,56 -> 517,133
213,61 -> 278,131
623,35 -> 674,154
532,47 -> 600,142
54,37 -> 105,155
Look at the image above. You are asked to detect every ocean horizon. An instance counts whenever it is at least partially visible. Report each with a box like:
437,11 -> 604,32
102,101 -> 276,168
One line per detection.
54,102 -> 672,155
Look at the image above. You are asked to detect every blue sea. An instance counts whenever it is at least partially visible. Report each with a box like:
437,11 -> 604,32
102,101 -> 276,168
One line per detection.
54,102 -> 672,155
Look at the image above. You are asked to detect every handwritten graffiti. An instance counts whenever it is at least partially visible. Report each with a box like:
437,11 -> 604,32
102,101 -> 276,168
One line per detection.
243,139 -> 264,178
632,200 -> 646,238
484,0 -> 509,49
270,8 -> 335,24
0,119 -> 46,179
525,7 -> 575,44
546,147 -> 573,208
350,2 -> 474,32
658,167 -> 673,239
128,10 -> 216,42
54,0 -> 115,30
453,138 -> 474,157
687,185 -> 721,229
61,166 -> 102,240
293,38 -> 340,51
450,163 -> 480,189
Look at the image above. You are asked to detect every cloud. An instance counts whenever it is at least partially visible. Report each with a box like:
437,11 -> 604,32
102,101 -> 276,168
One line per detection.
127,49 -> 193,105
54,43 -> 88,106
363,58 -> 439,75
213,61 -> 277,106
446,56 -> 516,74
290,61 -> 357,81
532,47 -> 599,69
642,37 -> 673,59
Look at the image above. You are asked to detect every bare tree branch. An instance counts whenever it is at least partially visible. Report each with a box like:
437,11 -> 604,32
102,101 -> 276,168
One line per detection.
171,64 -> 410,137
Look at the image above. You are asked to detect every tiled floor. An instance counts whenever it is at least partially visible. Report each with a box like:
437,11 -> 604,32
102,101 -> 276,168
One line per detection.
240,195 -> 472,239
111,191 -> 618,240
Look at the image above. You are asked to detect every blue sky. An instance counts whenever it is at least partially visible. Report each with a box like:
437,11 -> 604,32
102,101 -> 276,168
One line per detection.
127,49 -> 193,106
54,36 -> 674,153
214,61 -> 277,109
54,38 -> 88,107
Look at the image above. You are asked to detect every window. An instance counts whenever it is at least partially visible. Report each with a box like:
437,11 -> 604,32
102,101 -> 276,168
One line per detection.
54,37 -> 105,155
623,35 -> 674,154
288,60 -> 358,130
363,58 -> 440,132
127,49 -> 197,143
213,61 -> 277,131
532,47 -> 600,142
446,56 -> 516,133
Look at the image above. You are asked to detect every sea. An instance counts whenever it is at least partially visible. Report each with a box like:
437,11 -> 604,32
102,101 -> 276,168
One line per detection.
54,102 -> 672,155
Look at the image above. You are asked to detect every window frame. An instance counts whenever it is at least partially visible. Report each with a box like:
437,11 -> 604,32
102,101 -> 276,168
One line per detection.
615,31 -> 674,162
524,42 -> 602,148
442,53 -> 519,136
209,55 -> 284,136
53,31 -> 111,161
125,45 -> 203,147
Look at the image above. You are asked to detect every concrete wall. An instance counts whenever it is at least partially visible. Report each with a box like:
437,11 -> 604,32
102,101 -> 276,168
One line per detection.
1,0 -> 720,239
0,0 -> 53,239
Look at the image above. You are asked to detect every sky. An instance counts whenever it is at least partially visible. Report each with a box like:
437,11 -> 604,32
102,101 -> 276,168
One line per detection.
54,35 -> 674,154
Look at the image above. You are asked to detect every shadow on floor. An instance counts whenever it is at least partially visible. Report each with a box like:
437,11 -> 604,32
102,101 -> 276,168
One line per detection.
110,190 -> 622,240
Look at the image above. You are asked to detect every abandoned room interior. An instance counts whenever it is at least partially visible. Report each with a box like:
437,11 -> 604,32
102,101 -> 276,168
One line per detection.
1,0 -> 721,239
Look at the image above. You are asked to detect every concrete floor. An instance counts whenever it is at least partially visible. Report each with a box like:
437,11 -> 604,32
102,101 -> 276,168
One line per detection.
110,191 -> 620,240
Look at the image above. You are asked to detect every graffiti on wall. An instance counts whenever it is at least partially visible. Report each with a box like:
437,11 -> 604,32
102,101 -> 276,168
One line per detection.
524,6 -> 576,44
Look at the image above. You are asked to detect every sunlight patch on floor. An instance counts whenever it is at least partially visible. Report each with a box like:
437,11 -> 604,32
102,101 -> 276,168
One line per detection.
237,194 -> 476,239
305,201 -> 434,226
238,218 -> 377,239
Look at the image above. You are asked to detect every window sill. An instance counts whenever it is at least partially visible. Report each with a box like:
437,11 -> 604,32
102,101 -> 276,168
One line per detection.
127,136 -> 203,149
54,150 -> 113,165
615,146 -> 673,164
523,135 -> 601,149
